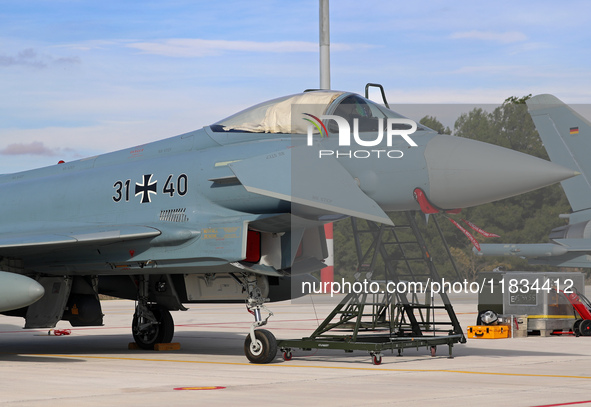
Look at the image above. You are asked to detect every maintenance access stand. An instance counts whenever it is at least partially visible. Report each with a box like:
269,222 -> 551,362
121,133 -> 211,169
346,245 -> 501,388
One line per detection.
277,211 -> 466,365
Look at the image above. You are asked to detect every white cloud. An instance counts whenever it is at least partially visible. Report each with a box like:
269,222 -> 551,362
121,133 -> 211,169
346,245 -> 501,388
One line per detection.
55,39 -> 134,52
450,30 -> 527,43
0,141 -> 59,156
126,38 -> 365,57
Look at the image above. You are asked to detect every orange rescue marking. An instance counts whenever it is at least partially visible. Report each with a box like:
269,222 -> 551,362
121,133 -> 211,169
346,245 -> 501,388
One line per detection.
174,386 -> 225,391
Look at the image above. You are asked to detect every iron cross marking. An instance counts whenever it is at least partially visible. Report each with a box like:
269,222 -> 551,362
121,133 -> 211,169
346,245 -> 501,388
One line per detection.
135,174 -> 158,203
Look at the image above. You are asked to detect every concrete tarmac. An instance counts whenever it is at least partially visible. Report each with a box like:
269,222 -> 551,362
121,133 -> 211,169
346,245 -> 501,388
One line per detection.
1,292 -> 590,406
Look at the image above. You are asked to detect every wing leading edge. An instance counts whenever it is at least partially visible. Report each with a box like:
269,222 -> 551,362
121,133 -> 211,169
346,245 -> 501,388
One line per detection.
0,225 -> 161,253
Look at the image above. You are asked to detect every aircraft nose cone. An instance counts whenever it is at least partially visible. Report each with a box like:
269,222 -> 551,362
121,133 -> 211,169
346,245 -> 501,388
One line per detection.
424,135 -> 578,209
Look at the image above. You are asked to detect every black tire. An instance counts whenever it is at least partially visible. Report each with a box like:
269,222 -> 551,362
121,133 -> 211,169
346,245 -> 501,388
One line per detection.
244,329 -> 277,364
573,319 -> 583,337
578,319 -> 591,336
154,306 -> 175,344
132,306 -> 174,350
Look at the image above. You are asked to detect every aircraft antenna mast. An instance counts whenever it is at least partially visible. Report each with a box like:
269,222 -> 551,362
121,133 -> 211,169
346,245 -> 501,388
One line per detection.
319,0 -> 330,90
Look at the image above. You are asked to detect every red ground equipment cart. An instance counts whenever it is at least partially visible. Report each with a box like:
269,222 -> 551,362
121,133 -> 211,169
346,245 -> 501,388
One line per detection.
555,288 -> 591,336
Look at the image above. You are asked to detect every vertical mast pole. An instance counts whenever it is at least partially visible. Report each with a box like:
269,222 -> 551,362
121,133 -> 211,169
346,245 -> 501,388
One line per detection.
319,0 -> 330,90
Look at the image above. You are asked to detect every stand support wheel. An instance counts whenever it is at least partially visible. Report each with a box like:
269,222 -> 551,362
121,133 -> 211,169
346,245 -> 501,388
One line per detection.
282,349 -> 293,361
371,353 -> 382,365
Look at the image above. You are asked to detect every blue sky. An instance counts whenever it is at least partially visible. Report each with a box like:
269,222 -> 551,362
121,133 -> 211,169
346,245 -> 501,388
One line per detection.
1,0 -> 590,172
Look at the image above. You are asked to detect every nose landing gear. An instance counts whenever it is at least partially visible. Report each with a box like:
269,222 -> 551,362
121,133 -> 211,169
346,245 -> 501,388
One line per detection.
233,273 -> 277,364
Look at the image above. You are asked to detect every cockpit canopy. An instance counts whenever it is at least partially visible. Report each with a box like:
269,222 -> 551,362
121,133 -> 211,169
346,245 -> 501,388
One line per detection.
210,91 -> 419,134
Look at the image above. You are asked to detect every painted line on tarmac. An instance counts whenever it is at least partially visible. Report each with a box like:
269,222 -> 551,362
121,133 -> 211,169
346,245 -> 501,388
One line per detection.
174,386 -> 226,391
23,353 -> 591,381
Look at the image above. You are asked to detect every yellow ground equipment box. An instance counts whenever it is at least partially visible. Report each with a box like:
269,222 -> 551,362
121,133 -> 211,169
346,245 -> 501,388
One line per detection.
467,325 -> 510,339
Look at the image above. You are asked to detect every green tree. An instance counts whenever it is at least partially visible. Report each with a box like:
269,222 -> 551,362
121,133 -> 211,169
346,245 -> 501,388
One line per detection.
419,115 -> 451,135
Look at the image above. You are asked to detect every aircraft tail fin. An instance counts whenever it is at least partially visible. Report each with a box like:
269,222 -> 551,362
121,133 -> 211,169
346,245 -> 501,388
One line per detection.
527,95 -> 591,215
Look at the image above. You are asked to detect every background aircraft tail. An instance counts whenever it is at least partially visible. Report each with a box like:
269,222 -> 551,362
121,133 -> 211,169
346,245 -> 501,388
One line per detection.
527,95 -> 591,218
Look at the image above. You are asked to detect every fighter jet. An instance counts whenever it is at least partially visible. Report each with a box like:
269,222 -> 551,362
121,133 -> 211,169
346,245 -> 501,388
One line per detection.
0,90 -> 577,363
478,94 -> 591,268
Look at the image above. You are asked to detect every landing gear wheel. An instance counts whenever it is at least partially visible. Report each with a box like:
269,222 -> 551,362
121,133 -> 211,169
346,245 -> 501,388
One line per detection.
430,346 -> 437,357
282,350 -> 293,361
578,319 -> 591,336
372,353 -> 382,365
244,329 -> 277,364
132,306 -> 174,350
573,319 -> 583,337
